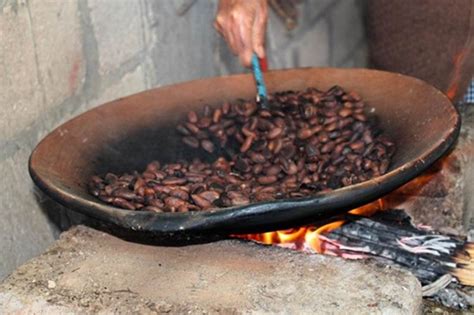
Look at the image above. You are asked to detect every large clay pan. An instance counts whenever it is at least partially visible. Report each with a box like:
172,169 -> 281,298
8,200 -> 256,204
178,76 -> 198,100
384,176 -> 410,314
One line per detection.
29,68 -> 460,236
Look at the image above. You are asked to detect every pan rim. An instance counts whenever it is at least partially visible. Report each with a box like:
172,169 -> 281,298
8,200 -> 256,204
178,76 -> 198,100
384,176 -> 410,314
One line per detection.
28,67 -> 461,234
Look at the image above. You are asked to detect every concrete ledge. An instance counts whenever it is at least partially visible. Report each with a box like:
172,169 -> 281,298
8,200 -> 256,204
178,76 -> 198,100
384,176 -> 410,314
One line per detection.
0,226 -> 421,314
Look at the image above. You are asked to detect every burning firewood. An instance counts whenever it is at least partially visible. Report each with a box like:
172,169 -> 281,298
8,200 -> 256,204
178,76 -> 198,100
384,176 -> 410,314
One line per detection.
237,205 -> 473,310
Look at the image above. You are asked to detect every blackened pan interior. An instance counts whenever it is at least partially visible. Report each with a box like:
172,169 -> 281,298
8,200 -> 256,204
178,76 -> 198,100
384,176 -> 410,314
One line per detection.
29,68 -> 460,236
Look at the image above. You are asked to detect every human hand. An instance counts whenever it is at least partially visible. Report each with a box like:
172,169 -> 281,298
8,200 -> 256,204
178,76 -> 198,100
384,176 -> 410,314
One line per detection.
214,0 -> 268,67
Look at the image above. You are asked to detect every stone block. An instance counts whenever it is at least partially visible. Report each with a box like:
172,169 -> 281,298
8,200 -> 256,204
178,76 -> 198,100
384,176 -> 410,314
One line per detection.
0,147 -> 57,281
86,65 -> 146,109
0,226 -> 422,314
144,0 -> 221,85
0,1 -> 45,139
384,154 -> 464,232
29,0 -> 85,109
385,105 -> 474,233
88,0 -> 144,76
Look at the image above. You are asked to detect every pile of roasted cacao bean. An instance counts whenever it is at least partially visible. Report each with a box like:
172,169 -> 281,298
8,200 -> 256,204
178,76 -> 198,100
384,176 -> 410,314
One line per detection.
89,86 -> 396,213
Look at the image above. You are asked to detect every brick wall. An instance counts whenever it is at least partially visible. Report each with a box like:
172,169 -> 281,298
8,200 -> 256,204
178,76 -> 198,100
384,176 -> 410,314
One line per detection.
0,0 -> 367,280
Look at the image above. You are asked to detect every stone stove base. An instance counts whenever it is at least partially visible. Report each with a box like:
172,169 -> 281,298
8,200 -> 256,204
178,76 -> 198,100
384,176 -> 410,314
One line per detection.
5,107 -> 474,314
0,226 -> 421,314
385,104 -> 474,235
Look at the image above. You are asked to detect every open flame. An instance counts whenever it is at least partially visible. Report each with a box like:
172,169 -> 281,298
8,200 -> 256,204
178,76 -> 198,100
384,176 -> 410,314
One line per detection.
446,49 -> 467,100
236,156 -> 449,255
235,172 -> 474,286
236,199 -> 385,255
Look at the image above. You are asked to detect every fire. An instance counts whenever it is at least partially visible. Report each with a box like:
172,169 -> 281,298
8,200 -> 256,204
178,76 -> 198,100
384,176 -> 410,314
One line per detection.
236,199 -> 385,254
446,49 -> 467,100
304,221 -> 345,253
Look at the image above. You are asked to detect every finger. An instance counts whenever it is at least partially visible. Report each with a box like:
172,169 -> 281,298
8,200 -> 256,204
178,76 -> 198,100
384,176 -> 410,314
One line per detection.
229,17 -> 244,56
237,16 -> 254,67
252,2 -> 268,58
214,11 -> 240,56
213,17 -> 223,33
218,18 -> 239,55
239,45 -> 253,68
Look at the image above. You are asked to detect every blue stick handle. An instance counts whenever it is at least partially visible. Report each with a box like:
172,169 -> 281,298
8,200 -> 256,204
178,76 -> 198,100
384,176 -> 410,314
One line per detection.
251,54 -> 268,109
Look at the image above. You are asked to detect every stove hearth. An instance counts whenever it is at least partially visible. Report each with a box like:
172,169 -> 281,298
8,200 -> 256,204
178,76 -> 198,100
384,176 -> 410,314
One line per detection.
0,225 -> 422,314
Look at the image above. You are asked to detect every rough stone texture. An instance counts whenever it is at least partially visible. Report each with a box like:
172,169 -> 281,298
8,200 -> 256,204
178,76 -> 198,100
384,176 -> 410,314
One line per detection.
0,148 -> 57,281
29,0 -> 85,108
88,0 -> 144,76
0,226 -> 422,314
87,65 -> 147,109
0,0 -> 368,280
384,105 -> 474,234
459,105 -> 474,232
144,1 -> 221,86
0,0 -> 45,139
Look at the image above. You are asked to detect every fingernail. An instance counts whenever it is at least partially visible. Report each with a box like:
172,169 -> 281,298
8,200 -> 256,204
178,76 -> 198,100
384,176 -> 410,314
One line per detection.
255,46 -> 265,58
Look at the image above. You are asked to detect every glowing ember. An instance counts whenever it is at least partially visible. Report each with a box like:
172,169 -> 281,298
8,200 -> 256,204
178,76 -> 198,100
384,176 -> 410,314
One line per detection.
236,199 -> 385,254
